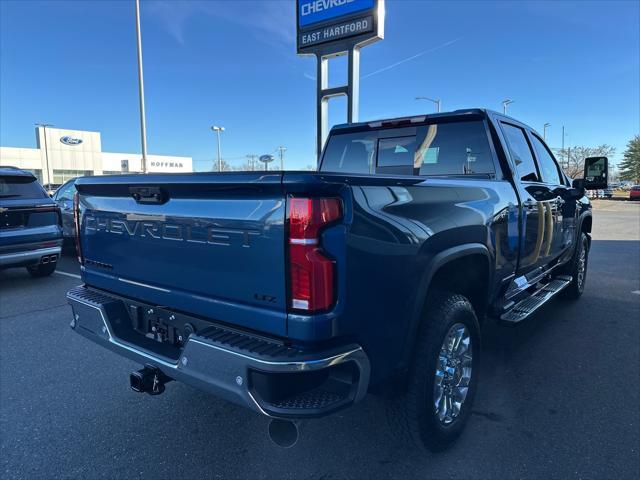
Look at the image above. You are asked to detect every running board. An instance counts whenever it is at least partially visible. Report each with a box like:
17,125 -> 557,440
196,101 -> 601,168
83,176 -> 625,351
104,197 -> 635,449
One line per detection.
500,276 -> 572,324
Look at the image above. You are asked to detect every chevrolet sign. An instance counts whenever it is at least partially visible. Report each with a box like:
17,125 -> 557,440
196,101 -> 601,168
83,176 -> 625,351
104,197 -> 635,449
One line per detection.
296,0 -> 382,54
298,0 -> 374,27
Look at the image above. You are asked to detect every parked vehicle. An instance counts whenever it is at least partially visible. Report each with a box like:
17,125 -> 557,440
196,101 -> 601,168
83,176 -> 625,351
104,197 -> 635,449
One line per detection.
52,177 -> 78,242
604,187 -> 614,198
42,183 -> 62,197
0,167 -> 63,276
630,185 -> 640,200
66,109 -> 606,451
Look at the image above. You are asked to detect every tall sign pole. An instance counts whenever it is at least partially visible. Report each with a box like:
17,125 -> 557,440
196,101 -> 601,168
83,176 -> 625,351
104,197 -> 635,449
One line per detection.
297,0 -> 385,162
135,0 -> 148,173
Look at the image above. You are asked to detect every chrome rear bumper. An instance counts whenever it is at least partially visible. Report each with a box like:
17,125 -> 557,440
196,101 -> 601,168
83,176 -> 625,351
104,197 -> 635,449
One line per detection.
67,285 -> 370,418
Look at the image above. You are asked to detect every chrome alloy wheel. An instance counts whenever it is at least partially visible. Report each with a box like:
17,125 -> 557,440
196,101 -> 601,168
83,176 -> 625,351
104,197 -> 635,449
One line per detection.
434,323 -> 473,425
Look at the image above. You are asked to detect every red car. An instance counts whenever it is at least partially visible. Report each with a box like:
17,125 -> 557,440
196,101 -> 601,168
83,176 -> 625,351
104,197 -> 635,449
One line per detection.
630,186 -> 640,200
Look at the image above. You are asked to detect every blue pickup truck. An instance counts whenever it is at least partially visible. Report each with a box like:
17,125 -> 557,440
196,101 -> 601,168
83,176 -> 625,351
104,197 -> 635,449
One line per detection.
67,109 -> 607,450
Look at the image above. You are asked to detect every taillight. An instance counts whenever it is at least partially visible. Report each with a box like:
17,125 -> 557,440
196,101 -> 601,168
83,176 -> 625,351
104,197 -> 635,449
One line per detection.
288,197 -> 342,312
73,192 -> 84,265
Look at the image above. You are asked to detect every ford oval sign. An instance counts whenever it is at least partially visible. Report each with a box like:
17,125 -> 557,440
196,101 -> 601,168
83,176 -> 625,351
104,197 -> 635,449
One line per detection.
60,136 -> 83,146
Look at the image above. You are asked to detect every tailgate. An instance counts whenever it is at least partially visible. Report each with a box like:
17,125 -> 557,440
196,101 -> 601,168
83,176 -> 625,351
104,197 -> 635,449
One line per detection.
76,173 -> 288,337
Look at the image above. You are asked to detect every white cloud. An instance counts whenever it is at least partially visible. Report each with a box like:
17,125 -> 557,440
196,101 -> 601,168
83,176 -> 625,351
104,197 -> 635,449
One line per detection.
362,37 -> 462,79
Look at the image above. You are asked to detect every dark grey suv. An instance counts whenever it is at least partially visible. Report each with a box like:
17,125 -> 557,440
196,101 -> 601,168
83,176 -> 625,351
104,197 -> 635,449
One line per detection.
0,167 -> 63,276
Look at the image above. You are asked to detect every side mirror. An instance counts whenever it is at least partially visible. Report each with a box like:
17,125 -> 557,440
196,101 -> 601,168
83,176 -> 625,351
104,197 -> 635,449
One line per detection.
569,178 -> 586,198
583,156 -> 608,190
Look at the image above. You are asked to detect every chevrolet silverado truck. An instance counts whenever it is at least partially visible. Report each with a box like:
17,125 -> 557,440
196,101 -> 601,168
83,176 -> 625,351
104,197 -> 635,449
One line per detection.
66,109 -> 607,450
1,167 -> 62,276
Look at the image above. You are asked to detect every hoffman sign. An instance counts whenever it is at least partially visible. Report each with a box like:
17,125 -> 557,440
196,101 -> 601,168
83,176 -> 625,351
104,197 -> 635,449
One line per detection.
297,0 -> 383,54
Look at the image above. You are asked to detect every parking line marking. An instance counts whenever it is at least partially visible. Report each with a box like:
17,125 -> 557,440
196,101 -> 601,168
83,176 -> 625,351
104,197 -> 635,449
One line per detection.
54,270 -> 81,279
632,290 -> 640,296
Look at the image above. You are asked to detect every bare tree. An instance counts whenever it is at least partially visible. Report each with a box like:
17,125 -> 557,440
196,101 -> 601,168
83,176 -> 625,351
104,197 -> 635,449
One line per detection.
217,159 -> 233,172
553,145 -> 616,179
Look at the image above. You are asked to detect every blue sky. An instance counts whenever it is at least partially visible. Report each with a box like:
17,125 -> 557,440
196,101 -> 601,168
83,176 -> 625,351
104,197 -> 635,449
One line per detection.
1,0 -> 638,171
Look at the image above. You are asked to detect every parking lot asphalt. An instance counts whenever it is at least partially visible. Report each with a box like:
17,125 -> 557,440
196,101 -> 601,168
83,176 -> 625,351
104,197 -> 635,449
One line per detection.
1,201 -> 639,479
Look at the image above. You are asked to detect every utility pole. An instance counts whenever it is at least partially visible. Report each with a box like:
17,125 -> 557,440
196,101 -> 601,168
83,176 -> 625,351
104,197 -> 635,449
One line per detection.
277,146 -> 287,170
35,123 -> 54,186
502,99 -> 514,115
415,96 -> 441,113
211,126 -> 224,171
543,123 -> 551,140
134,0 -> 148,173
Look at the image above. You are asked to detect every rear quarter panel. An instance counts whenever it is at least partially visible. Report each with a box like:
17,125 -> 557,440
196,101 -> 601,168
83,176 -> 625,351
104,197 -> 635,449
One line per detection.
285,173 -> 519,385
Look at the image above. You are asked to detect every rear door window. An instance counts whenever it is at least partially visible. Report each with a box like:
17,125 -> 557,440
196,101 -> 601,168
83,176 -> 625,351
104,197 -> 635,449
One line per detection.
501,123 -> 540,182
529,134 -> 562,185
0,175 -> 48,199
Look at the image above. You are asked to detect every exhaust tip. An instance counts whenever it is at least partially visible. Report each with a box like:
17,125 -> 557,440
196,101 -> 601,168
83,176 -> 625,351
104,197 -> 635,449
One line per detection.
268,419 -> 299,449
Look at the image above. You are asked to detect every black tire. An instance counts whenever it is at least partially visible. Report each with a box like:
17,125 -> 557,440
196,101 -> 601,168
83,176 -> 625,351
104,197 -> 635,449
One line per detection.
561,232 -> 589,300
26,261 -> 57,277
390,291 -> 480,452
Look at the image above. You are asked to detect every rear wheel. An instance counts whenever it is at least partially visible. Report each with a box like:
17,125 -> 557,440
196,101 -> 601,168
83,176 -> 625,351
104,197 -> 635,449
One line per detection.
561,232 -> 589,300
27,261 -> 57,277
392,291 -> 480,452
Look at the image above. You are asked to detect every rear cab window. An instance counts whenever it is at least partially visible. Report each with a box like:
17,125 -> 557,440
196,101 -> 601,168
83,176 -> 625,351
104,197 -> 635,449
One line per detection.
320,131 -> 377,174
320,119 -> 496,177
0,174 -> 48,199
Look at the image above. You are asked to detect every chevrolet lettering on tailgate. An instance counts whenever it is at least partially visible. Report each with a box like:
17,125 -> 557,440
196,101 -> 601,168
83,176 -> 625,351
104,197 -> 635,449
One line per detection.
85,213 -> 260,247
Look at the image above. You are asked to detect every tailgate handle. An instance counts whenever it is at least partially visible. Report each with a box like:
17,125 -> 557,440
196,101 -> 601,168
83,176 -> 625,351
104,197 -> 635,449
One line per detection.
129,186 -> 167,204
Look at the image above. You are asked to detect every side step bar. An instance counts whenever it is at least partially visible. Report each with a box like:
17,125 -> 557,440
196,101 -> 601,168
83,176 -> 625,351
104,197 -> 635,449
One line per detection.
500,275 -> 572,324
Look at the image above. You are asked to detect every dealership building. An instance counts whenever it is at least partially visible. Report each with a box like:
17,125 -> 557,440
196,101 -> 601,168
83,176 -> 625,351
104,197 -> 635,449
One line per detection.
0,126 -> 192,185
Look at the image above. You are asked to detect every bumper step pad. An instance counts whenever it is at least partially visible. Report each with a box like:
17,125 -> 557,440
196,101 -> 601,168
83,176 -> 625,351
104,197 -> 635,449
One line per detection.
271,388 -> 346,410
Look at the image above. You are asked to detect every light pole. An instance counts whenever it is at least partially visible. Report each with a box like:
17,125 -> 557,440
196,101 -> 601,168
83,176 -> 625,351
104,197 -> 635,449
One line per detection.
277,146 -> 287,170
35,123 -> 54,186
211,126 -> 225,171
502,99 -> 514,115
134,0 -> 148,173
543,123 -> 551,140
415,96 -> 441,113
562,126 -> 570,169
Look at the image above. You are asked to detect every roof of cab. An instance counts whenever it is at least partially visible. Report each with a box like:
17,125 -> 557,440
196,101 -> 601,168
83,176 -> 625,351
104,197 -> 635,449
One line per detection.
0,166 -> 36,177
331,108 -> 492,132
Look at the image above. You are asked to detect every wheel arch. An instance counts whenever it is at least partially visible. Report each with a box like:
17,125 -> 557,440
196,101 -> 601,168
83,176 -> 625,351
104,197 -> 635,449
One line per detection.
400,243 -> 492,369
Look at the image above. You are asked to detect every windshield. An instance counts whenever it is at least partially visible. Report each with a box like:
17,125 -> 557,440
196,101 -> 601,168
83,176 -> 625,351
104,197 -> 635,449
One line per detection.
320,120 -> 495,176
0,175 -> 48,199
